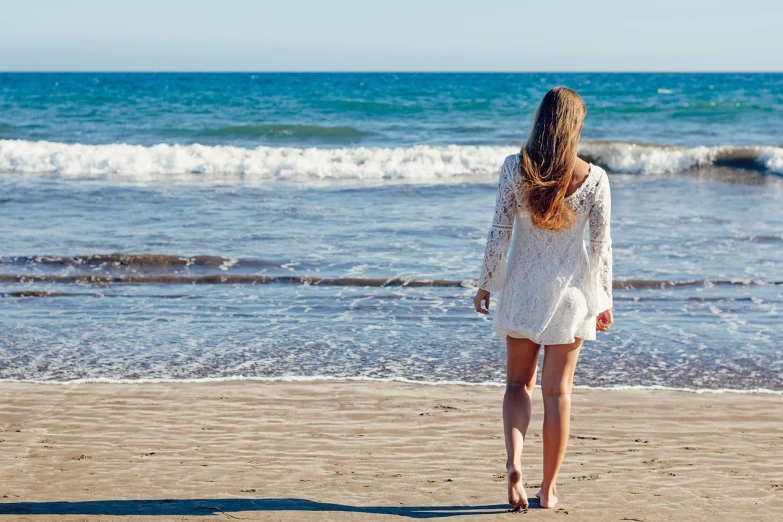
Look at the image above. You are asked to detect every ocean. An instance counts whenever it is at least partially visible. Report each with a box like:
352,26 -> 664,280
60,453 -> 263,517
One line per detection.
0,72 -> 781,391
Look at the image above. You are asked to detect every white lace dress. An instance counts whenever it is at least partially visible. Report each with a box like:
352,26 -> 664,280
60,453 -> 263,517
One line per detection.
478,154 -> 613,345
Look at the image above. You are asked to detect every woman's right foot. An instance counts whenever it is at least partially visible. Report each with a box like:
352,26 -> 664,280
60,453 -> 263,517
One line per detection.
536,489 -> 558,509
507,464 -> 528,510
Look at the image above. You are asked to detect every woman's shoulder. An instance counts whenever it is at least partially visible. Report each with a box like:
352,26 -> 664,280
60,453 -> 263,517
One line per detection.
496,153 -> 520,184
502,153 -> 520,168
582,161 -> 609,189
585,164 -> 610,206
591,164 -> 610,189
500,153 -> 521,180
591,162 -> 608,177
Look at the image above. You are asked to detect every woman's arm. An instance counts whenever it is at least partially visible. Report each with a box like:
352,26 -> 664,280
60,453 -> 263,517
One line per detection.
589,171 -> 613,329
475,157 -> 516,313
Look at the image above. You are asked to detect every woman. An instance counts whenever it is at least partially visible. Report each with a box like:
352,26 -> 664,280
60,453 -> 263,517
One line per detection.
473,87 -> 613,511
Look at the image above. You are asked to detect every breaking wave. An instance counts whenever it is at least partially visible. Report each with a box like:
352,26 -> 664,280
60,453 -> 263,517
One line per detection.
0,139 -> 781,180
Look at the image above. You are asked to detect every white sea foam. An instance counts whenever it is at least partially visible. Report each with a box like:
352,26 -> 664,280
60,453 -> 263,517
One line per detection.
580,142 -> 717,174
757,146 -> 783,175
0,139 -> 780,180
1,375 -> 780,394
0,140 -> 513,181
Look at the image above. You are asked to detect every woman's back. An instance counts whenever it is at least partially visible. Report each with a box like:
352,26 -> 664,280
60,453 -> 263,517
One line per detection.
479,153 -> 612,345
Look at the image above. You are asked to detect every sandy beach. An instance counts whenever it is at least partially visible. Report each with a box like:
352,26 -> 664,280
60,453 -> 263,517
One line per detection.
0,380 -> 780,521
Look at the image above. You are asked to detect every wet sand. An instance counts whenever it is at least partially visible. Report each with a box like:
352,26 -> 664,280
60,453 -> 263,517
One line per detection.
1,380 -> 781,521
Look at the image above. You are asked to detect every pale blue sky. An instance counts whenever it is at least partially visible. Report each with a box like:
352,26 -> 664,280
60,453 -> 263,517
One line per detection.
1,0 -> 780,71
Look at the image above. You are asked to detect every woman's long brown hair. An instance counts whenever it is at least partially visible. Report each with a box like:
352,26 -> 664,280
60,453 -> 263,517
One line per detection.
519,87 -> 586,231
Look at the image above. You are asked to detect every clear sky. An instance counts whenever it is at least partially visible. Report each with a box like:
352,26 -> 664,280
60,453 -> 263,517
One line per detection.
1,0 -> 781,72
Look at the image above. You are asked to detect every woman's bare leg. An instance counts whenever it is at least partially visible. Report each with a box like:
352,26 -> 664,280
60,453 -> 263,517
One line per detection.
503,336 -> 540,510
537,338 -> 582,508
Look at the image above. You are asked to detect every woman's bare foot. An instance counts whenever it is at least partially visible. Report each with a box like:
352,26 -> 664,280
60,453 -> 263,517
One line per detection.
536,489 -> 558,509
507,463 -> 529,510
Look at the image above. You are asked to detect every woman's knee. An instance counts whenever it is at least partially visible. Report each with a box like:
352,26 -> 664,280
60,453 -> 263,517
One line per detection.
506,377 -> 536,393
540,381 -> 572,398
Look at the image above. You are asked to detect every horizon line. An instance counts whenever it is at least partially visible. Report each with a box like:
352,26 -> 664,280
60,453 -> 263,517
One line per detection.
1,70 -> 781,74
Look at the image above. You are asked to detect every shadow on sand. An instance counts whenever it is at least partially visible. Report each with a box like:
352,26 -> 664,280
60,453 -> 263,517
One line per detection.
0,498 -> 515,518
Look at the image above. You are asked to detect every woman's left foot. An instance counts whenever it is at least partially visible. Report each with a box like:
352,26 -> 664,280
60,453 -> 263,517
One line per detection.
507,464 -> 529,510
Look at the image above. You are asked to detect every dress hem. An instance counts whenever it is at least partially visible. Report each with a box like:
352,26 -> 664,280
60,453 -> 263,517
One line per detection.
495,325 -> 597,345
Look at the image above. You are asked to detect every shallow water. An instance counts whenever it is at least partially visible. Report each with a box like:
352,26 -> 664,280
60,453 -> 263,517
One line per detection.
1,170 -> 781,389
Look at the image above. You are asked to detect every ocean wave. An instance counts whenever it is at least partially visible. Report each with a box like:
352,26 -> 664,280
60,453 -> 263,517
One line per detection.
0,139 -> 781,180
2,253 -> 253,269
580,142 -> 783,175
1,272 -> 779,288
0,274 -> 471,287
0,140 -> 507,180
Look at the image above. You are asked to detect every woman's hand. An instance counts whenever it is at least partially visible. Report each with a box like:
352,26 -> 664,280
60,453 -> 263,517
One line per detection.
474,288 -> 491,314
596,309 -> 613,332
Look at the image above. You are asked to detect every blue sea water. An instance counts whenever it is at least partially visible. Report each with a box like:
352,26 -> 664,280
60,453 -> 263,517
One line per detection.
0,73 -> 781,389
2,72 -> 783,148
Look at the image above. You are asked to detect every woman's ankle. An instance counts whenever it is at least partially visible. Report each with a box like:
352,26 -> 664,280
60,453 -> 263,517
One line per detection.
539,481 -> 556,496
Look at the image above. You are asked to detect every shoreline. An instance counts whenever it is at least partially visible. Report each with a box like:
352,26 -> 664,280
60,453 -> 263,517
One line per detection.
1,380 -> 781,521
1,376 -> 781,394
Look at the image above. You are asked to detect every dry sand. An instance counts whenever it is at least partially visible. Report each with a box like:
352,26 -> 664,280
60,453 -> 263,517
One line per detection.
0,380 -> 781,521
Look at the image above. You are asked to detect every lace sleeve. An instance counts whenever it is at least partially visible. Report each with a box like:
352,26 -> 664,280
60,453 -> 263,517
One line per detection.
589,171 -> 613,311
478,156 -> 516,292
